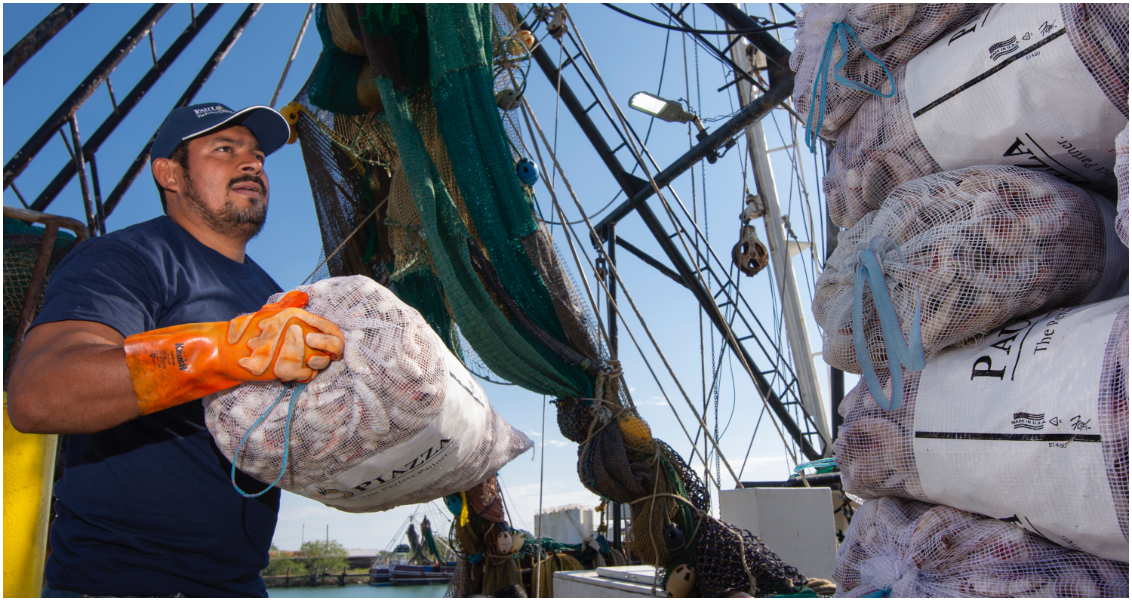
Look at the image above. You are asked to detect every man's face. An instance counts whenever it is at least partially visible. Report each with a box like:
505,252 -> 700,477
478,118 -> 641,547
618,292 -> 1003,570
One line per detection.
180,124 -> 270,241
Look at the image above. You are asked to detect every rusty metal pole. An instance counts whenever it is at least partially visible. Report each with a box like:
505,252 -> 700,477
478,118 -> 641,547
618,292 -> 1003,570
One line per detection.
3,4 -> 89,84
102,4 -> 264,218
29,3 -> 224,213
66,116 -> 98,235
3,4 -> 171,189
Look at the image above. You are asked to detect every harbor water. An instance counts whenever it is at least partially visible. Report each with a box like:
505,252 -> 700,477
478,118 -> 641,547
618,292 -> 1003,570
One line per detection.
268,584 -> 447,598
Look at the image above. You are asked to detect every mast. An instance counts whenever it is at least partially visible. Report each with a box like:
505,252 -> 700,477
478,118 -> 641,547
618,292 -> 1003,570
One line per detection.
726,24 -> 831,452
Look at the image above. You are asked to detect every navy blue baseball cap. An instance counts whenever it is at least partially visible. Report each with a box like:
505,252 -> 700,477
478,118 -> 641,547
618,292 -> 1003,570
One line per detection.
151,102 -> 290,161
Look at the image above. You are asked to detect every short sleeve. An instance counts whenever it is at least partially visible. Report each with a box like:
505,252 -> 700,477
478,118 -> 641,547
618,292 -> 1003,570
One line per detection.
32,237 -> 166,338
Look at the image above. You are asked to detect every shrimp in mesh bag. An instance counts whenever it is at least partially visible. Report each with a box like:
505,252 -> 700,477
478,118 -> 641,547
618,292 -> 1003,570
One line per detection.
834,297 -> 1129,562
824,3 -> 1129,229
834,497 -> 1130,598
813,165 -> 1126,391
791,3 -> 987,143
203,275 -> 533,512
1116,122 -> 1128,247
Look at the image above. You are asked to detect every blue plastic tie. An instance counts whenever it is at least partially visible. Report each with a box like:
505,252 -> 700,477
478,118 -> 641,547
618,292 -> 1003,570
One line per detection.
862,589 -> 891,598
805,22 -> 897,153
230,382 -> 307,498
793,457 -> 839,474
853,237 -> 925,412
468,553 -> 484,564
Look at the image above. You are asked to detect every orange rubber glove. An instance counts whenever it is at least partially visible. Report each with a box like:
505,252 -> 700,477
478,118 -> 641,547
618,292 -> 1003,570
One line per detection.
124,291 -> 345,415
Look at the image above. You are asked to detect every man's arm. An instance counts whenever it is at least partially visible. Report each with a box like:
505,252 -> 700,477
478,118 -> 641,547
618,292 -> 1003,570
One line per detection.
7,320 -> 141,434
8,292 -> 346,434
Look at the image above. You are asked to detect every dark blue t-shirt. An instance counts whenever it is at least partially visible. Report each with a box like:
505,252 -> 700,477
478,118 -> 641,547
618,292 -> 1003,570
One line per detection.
32,216 -> 284,597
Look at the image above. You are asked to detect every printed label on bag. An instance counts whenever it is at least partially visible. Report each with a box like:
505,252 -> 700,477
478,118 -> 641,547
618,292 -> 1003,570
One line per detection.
914,296 -> 1128,562
303,352 -> 488,507
905,4 -> 1125,192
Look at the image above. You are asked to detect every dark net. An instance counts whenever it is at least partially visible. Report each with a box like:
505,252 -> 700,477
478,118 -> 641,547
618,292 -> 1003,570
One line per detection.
3,218 -> 77,364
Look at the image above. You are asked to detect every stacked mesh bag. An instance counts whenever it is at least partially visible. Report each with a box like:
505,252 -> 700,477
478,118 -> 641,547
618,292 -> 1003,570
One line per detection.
816,3 -> 1129,228
791,4 -> 989,142
800,3 -> 1132,596
835,498 -> 1129,597
203,276 -> 533,512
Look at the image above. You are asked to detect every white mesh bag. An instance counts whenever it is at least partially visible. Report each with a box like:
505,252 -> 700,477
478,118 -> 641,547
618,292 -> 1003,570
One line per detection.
1064,3 -> 1130,118
834,497 -> 1130,598
824,4 -> 1129,230
814,165 -> 1126,379
204,275 -> 533,512
835,298 -> 1128,562
1116,122 -> 1129,247
791,3 -> 986,142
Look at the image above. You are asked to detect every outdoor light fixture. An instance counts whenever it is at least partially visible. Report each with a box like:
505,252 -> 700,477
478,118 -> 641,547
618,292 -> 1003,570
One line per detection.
629,91 -> 718,158
629,91 -> 698,125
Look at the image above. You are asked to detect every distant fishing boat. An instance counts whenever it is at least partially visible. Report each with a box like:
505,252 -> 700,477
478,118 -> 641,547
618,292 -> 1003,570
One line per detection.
369,512 -> 456,586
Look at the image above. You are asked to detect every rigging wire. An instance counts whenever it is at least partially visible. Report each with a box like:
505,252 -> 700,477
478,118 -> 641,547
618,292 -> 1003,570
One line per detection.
523,22 -> 786,484
300,197 -> 387,285
269,3 -> 315,110
680,5 -> 710,487
550,21 -> 805,442
603,3 -> 795,34
518,95 -> 725,492
535,395 -> 547,599
654,2 -> 805,125
560,10 -> 814,465
536,21 -> 674,227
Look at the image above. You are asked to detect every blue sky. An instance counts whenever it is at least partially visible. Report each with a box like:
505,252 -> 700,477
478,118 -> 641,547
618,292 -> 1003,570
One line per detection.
4,3 -> 851,552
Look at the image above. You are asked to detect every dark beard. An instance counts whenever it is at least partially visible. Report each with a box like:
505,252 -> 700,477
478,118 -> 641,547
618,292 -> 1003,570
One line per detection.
183,170 -> 268,241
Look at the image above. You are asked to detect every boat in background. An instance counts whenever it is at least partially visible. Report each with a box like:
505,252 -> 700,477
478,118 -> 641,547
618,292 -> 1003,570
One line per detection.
368,564 -> 392,587
370,513 -> 456,586
390,563 -> 456,586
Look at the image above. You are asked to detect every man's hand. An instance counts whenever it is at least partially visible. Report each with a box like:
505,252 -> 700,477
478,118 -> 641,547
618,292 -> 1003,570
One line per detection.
124,291 -> 345,415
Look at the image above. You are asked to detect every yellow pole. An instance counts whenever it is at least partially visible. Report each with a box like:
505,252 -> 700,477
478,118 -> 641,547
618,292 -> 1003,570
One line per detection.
4,394 -> 58,598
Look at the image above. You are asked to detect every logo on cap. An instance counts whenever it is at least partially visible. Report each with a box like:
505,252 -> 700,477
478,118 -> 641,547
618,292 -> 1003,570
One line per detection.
193,105 -> 233,118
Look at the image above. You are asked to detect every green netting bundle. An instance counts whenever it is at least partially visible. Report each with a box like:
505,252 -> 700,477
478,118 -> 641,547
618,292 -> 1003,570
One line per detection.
359,4 -> 430,94
307,4 -> 367,115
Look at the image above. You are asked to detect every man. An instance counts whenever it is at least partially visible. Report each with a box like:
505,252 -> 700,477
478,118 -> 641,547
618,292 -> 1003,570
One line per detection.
7,103 -> 345,597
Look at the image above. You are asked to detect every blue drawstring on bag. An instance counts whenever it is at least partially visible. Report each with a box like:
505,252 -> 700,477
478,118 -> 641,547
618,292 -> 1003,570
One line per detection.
230,382 -> 307,498
853,237 -> 925,412
805,22 -> 896,152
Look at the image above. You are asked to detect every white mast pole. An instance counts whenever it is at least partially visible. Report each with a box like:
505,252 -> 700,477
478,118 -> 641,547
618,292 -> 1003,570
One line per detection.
727,24 -> 831,453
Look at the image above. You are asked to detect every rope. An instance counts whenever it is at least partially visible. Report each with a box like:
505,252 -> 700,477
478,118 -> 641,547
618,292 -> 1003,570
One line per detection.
270,3 -> 315,109
535,394 -> 547,598
230,382 -> 307,498
804,22 -> 895,152
561,7 -> 803,469
300,197 -> 388,285
853,236 -> 924,412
